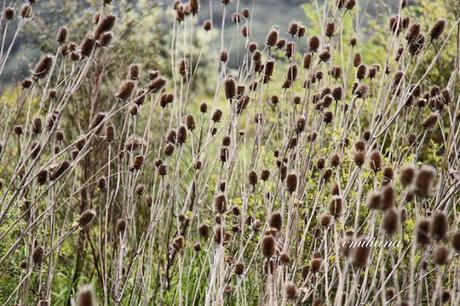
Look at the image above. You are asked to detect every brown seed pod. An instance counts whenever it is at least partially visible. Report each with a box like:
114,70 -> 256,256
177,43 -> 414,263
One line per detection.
95,14 -> 116,39
33,55 -> 53,79
329,196 -> 343,217
198,224 -> 209,239
56,27 -> 68,45
288,21 -> 299,36
430,210 -> 448,241
13,124 -> 23,135
422,112 -> 439,130
353,151 -> 365,167
50,160 -> 71,180
325,22 -> 335,37
414,164 -> 436,197
32,245 -> 44,264
416,218 -> 431,246
189,0 -> 200,15
286,173 -> 297,193
20,4 -> 31,18
381,208 -> 400,235
234,262 -> 244,275
248,171 -> 258,186
319,213 -> 332,227
3,7 -> 14,20
451,230 -> 460,252
214,194 -> 227,213
345,0 -> 356,10
78,209 -> 96,227
269,212 -> 283,231
430,19 -> 446,40
310,257 -> 322,273
265,28 -> 278,47
116,218 -> 127,234
285,282 -> 297,300
148,76 -> 167,93
351,238 -> 371,268
432,245 -> 450,265
399,165 -> 416,187
80,34 -> 96,57
203,20 -> 212,31
36,170 -> 48,185
381,184 -> 395,210
369,151 -> 382,172
77,285 -> 95,306
367,191 -> 382,210
309,36 -> 320,52
262,235 -> 276,257
224,77 -> 236,100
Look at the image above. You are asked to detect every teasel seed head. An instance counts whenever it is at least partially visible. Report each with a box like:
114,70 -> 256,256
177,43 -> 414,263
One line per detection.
310,257 -> 322,273
284,173 -> 298,193
325,22 -> 335,37
234,262 -> 244,275
33,54 -> 53,79
95,14 -> 116,39
288,21 -> 299,36
354,84 -> 369,98
285,282 -> 297,299
203,20 -> 212,31
212,109 -> 223,122
276,39 -> 286,49
285,41 -> 295,58
265,28 -> 278,47
319,49 -> 331,63
262,235 -> 276,257
422,112 -> 439,130
3,7 -> 14,20
80,34 -> 96,57
430,19 -> 446,41
269,212 -> 283,231
414,164 -> 436,197
189,0 -> 200,15
381,208 -> 400,235
77,285 -> 95,306
430,210 -> 448,241
416,218 -> 431,246
351,238 -> 371,267
20,4 -> 31,18
50,160 -> 70,180
369,151 -> 382,172
433,245 -> 450,265
319,213 -> 332,227
399,165 -> 416,187
383,166 -> 394,184
36,169 -> 48,185
380,184 -> 395,210
224,77 -> 236,100
56,27 -> 68,45
214,193 -> 227,214
356,64 -> 367,80
78,209 -> 96,227
345,0 -> 356,10
449,230 -> 460,252
198,224 -> 209,239
309,36 -> 320,52
244,170 -> 257,187
32,245 -> 44,264
329,196 -> 343,217
367,190 -> 382,210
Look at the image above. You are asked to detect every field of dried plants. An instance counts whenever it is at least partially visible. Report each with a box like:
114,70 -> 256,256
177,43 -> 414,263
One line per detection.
0,0 -> 459,305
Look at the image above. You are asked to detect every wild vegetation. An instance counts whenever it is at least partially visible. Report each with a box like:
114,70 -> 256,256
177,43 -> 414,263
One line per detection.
0,0 -> 459,305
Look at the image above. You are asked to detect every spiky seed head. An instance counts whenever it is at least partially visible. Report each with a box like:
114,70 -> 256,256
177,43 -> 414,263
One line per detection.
433,245 -> 450,265
262,235 -> 276,257
78,209 -> 96,227
285,282 -> 297,299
